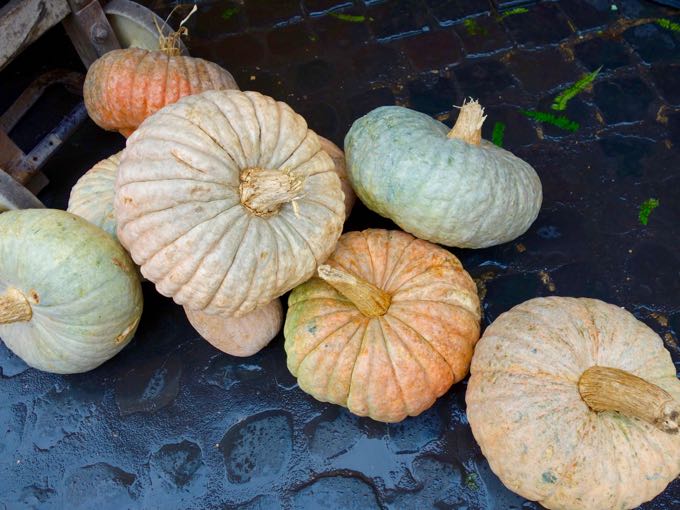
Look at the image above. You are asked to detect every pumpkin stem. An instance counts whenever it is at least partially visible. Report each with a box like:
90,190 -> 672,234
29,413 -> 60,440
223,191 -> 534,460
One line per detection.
447,98 -> 486,146
240,167 -> 304,217
578,366 -> 680,434
0,288 -> 32,324
154,4 -> 196,56
317,265 -> 391,318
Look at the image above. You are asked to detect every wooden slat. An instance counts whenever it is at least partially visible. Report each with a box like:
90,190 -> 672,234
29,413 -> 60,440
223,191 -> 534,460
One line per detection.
0,0 -> 71,71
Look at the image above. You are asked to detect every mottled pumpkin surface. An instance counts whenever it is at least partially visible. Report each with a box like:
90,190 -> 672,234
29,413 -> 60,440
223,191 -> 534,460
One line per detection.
185,299 -> 282,357
285,229 -> 481,422
345,106 -> 542,248
116,90 -> 345,316
67,151 -> 121,240
84,48 -> 238,137
467,297 -> 680,510
0,209 -> 143,374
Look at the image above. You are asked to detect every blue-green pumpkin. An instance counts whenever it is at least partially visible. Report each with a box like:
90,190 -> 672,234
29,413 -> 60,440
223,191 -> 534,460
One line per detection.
0,209 -> 143,373
344,100 -> 542,248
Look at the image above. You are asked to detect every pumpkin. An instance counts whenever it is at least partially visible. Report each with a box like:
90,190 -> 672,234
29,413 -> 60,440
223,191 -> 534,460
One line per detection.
319,136 -> 355,218
344,99 -> 542,248
115,89 -> 345,317
0,209 -> 143,374
284,229 -> 481,422
67,152 -> 121,240
84,47 -> 238,137
185,299 -> 282,357
466,296 -> 680,510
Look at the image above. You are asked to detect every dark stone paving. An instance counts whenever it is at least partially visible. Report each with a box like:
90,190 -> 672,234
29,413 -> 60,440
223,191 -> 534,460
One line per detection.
1,0 -> 679,509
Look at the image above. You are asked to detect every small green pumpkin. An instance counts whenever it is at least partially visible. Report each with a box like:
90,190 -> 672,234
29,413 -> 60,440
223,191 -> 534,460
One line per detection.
344,100 -> 542,248
0,209 -> 143,373
68,152 -> 121,240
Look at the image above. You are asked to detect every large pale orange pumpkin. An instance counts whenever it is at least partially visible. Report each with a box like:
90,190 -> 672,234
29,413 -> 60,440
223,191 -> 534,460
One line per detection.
467,297 -> 680,510
84,48 -> 238,137
284,229 -> 481,422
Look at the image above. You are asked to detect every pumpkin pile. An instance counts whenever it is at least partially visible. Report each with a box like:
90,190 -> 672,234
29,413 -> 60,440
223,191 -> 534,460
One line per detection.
0,10 -> 677,509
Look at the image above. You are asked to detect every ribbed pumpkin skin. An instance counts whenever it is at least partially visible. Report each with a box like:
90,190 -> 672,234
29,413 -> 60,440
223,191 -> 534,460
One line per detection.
467,297 -> 680,510
0,210 -> 143,374
345,106 -> 542,248
84,48 -> 238,137
284,229 -> 481,422
68,152 -> 121,239
319,136 -> 355,218
115,90 -> 345,317
185,299 -> 282,357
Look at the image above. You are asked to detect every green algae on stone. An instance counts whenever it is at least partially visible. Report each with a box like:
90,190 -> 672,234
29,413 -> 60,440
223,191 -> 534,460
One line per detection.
492,121 -> 505,147
521,110 -> 580,132
551,66 -> 602,111
638,198 -> 659,225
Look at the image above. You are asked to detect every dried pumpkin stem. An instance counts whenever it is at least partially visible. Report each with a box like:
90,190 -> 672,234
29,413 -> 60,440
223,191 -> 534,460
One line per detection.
578,366 -> 680,434
154,4 -> 196,56
317,265 -> 391,318
240,167 -> 304,217
447,98 -> 486,146
0,288 -> 32,324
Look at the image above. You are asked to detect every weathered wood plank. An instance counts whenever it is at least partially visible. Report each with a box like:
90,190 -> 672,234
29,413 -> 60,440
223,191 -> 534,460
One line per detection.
0,0 -> 71,71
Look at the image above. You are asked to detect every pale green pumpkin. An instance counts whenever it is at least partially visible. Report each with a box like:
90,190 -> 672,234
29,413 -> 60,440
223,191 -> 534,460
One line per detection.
68,152 -> 121,240
344,100 -> 542,248
0,209 -> 143,374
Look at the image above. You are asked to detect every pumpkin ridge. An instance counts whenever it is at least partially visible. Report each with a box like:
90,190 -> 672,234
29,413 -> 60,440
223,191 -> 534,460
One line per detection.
156,107 -> 242,172
128,51 -> 147,130
141,201 -> 243,268
155,208 -> 241,296
137,50 -> 153,127
117,173 -> 234,189
204,215 -> 253,312
271,101 -> 305,169
117,197 -> 239,240
262,220 -> 282,289
130,127 -> 241,178
208,93 -> 250,167
100,54 -> 121,130
277,214 -> 320,262
178,213 -> 250,311
324,320 -> 367,403
296,314 -> 363,373
121,199 -> 240,253
381,237 -> 421,292
390,296 -> 479,321
345,318 -> 373,409
360,231 -> 379,285
243,90 -> 264,166
381,313 -> 455,382
234,227 -> 262,314
376,316 -> 409,415
388,303 -> 480,348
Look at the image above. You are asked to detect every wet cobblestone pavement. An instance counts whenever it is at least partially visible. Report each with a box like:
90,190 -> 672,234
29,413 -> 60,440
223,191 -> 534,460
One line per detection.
1,0 -> 679,508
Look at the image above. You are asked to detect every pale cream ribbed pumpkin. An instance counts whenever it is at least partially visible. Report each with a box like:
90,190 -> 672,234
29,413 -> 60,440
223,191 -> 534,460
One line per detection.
115,90 -> 345,316
68,152 -> 121,240
467,297 -> 680,510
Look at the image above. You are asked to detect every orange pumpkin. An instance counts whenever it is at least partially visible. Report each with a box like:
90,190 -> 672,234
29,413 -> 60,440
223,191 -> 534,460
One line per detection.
284,229 -> 481,422
84,48 -> 238,137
